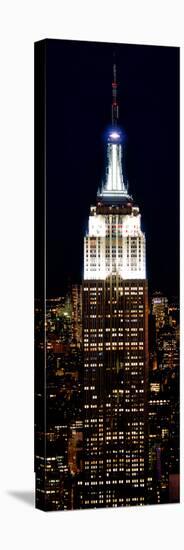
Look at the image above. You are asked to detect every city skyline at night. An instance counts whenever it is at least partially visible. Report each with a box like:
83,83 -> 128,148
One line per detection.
34,39 -> 179,511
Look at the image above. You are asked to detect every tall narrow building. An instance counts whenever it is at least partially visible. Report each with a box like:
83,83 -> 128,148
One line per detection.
151,292 -> 168,335
82,65 -> 149,508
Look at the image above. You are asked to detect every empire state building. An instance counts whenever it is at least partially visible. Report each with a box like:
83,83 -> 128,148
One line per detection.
82,65 -> 149,508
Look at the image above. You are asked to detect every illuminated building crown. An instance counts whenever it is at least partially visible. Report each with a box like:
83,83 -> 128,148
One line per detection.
83,62 -> 146,281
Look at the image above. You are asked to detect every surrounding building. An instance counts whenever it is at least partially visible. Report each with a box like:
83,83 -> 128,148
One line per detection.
71,284 -> 82,347
35,297 -> 83,511
148,297 -> 180,504
151,292 -> 168,335
82,65 -> 149,508
157,322 -> 180,500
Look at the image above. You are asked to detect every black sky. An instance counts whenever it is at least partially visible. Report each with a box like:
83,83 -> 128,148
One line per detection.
45,39 -> 179,299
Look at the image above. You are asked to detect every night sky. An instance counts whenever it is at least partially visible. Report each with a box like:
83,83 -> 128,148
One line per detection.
45,39 -> 179,299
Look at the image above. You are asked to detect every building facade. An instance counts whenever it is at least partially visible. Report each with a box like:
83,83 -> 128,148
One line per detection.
82,68 -> 149,508
71,284 -> 82,347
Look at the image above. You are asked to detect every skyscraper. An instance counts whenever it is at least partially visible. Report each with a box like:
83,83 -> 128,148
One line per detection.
71,284 -> 82,347
82,65 -> 149,508
151,292 -> 168,335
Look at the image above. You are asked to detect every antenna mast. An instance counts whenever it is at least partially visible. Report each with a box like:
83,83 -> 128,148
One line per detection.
112,62 -> 119,126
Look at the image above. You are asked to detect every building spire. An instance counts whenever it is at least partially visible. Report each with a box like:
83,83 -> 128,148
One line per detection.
97,59 -> 132,203
112,61 -> 119,126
